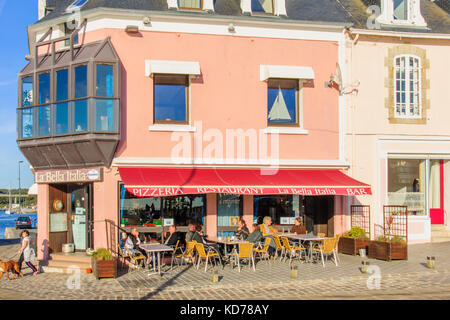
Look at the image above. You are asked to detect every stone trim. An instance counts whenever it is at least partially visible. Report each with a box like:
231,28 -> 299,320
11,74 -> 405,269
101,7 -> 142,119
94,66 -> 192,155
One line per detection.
385,44 -> 430,124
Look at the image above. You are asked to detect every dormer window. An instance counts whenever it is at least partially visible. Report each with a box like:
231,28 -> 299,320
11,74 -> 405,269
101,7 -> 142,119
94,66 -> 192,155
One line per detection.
66,0 -> 89,12
241,0 -> 286,17
377,0 -> 427,27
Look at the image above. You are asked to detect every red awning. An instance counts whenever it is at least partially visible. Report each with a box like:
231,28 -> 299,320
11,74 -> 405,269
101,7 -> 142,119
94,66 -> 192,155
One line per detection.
118,167 -> 371,197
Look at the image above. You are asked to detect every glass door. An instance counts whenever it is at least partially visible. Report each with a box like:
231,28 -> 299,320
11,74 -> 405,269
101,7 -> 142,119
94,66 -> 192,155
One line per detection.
71,184 -> 89,251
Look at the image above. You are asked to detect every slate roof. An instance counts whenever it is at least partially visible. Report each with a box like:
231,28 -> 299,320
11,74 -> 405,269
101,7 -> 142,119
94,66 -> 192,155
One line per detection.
36,0 -> 450,34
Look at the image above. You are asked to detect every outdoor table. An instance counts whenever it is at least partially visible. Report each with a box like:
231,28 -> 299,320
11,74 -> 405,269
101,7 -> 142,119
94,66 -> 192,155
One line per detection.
282,233 -> 326,262
139,243 -> 174,276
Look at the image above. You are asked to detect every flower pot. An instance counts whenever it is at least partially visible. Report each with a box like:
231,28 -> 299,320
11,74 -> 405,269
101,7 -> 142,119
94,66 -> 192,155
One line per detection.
92,258 -> 117,279
62,243 -> 75,254
338,237 -> 369,255
368,241 -> 407,261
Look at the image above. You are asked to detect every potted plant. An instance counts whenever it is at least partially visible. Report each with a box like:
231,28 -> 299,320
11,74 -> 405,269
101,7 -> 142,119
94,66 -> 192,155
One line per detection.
368,235 -> 407,261
338,227 -> 369,255
91,248 -> 117,279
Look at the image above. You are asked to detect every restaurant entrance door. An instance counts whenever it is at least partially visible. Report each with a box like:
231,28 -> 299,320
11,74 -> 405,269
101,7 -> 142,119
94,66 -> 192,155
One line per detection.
304,196 -> 334,236
69,184 -> 93,251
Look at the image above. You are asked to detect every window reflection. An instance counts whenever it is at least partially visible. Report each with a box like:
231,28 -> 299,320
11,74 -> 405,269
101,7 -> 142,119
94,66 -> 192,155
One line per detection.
95,99 -> 113,131
74,99 -> 88,132
38,73 -> 50,105
38,105 -> 51,136
254,195 -> 295,225
154,75 -> 187,123
21,108 -> 33,138
56,69 -> 68,101
56,102 -> 69,134
74,65 -> 87,98
96,64 -> 113,97
119,184 -> 205,227
22,76 -> 33,107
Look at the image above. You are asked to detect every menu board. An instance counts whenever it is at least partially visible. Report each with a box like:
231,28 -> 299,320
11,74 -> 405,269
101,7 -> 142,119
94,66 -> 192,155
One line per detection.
50,213 -> 68,232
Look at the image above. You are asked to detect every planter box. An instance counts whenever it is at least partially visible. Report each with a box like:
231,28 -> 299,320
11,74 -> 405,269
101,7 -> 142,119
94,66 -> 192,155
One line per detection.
368,241 -> 408,261
338,237 -> 369,255
92,258 -> 117,279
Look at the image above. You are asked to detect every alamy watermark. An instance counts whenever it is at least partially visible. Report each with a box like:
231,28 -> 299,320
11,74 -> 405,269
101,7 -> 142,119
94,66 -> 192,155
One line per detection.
170,121 -> 281,175
66,265 -> 81,290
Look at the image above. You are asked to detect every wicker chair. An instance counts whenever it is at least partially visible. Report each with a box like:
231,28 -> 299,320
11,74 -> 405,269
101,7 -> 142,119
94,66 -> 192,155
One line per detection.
280,236 -> 306,266
233,242 -> 255,272
312,237 -> 339,267
118,244 -> 146,272
254,237 -> 272,263
272,235 -> 285,260
194,243 -> 222,272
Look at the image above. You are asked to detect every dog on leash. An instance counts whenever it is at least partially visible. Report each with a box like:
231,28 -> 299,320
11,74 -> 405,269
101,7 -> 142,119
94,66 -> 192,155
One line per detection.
0,260 -> 24,280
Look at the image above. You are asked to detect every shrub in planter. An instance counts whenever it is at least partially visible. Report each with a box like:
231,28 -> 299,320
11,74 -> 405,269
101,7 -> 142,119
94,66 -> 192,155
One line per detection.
368,236 -> 407,261
91,248 -> 117,279
338,227 -> 369,255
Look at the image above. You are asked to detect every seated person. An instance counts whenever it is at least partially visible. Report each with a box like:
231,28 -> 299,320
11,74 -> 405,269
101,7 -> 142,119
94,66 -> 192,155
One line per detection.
246,223 -> 262,245
259,216 -> 278,236
235,219 -> 249,240
193,225 -> 224,257
124,228 -> 150,265
164,225 -> 181,247
258,216 -> 277,256
185,223 -> 196,242
290,217 -> 307,234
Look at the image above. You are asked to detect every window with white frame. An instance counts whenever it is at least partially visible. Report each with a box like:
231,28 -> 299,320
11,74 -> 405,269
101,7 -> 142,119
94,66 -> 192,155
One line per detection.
394,55 -> 421,118
376,0 -> 427,27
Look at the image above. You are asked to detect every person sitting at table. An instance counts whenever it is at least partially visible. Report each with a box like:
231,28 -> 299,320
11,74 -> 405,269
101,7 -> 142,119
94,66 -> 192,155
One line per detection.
246,223 -> 262,245
125,228 -> 150,266
185,223 -> 196,242
193,225 -> 224,257
259,216 -> 277,257
290,217 -> 307,235
235,219 -> 249,240
164,225 -> 181,247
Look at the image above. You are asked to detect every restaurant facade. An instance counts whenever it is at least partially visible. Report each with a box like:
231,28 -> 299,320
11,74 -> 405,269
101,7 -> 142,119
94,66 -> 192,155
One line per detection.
20,0 -> 379,261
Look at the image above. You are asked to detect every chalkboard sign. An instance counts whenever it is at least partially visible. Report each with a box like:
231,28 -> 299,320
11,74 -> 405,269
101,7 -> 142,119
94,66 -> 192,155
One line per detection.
50,213 -> 67,232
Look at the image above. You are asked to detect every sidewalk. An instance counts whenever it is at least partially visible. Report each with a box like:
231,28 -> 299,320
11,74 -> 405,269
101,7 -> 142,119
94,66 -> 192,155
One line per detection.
1,239 -> 449,300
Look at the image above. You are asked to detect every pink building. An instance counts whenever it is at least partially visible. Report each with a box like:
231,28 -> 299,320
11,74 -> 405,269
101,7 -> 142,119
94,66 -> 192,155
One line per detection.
19,0 -> 376,265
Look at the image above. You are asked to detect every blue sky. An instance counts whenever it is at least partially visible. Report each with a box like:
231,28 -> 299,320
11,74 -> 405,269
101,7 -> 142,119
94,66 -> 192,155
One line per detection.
0,0 -> 38,189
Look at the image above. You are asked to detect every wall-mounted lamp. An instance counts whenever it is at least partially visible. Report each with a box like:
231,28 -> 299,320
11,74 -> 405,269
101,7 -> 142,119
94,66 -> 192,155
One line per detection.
125,25 -> 139,33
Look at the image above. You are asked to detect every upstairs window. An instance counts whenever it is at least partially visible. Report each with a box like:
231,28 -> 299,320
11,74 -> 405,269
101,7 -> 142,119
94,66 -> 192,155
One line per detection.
252,0 -> 274,15
394,55 -> 421,118
267,79 -> 299,126
38,72 -> 51,105
394,0 -> 408,20
56,69 -> 69,101
74,65 -> 87,98
153,74 -> 188,124
179,0 -> 202,10
21,76 -> 33,107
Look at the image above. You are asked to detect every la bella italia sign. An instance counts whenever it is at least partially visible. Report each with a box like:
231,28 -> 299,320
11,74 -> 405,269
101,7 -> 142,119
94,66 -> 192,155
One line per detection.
35,168 -> 103,183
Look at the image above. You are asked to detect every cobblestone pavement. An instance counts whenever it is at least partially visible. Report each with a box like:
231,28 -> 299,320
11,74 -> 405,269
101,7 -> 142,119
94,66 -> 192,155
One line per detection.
1,240 -> 450,300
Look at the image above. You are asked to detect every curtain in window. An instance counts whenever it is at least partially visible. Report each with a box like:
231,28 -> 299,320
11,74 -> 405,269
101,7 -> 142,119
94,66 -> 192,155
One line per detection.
179,0 -> 201,9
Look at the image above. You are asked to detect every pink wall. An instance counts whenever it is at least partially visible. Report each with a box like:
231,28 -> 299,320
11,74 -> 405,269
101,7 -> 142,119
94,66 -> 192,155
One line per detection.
206,193 -> 217,237
37,183 -> 49,260
80,29 -> 341,162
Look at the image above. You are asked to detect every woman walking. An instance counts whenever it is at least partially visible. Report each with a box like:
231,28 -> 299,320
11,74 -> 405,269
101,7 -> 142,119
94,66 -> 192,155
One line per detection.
17,230 -> 38,276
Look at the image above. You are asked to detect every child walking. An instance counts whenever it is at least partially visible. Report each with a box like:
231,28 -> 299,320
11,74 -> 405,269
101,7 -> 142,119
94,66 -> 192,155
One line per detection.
17,230 -> 38,276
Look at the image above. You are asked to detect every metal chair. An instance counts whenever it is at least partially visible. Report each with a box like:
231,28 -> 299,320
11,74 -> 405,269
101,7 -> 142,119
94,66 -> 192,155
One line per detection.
280,236 -> 306,266
117,244 -> 146,272
233,242 -> 255,272
312,237 -> 339,267
272,235 -> 285,260
254,237 -> 271,263
194,242 -> 222,272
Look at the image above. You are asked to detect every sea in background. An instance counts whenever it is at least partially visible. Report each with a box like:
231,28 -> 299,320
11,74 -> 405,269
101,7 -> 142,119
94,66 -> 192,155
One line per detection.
0,211 -> 37,239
